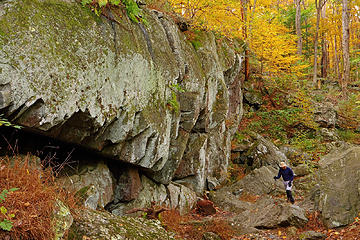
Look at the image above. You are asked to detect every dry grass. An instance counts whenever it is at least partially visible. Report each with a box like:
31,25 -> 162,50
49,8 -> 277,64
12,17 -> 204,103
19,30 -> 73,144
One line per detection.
160,209 -> 234,240
0,154 -> 78,239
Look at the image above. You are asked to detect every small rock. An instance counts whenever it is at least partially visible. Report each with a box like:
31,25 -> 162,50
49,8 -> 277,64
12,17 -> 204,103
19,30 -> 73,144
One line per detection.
299,230 -> 326,240
232,188 -> 243,196
207,177 -> 220,191
196,199 -> 217,216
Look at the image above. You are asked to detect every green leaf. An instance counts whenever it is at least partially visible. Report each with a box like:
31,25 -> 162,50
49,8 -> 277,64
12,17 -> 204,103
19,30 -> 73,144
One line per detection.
1,206 -> 7,215
9,213 -> 15,219
98,0 -> 108,7
0,219 -> 13,231
94,8 -> 101,16
9,188 -> 19,192
109,0 -> 121,5
81,0 -> 92,6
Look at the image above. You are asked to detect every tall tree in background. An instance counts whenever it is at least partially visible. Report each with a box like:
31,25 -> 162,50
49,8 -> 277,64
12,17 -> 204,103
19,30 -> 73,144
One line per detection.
313,0 -> 327,89
320,5 -> 329,79
295,0 -> 303,55
241,0 -> 250,81
341,0 -> 350,92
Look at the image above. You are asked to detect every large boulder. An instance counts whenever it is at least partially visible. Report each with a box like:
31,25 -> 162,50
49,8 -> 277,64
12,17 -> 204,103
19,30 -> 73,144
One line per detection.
219,166 -> 284,196
68,209 -> 176,240
210,195 -> 307,231
242,198 -> 308,229
241,135 -> 289,171
0,0 -> 243,187
316,146 -> 360,228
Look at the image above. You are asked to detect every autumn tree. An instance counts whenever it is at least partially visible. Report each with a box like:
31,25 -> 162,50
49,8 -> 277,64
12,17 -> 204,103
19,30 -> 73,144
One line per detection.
341,0 -> 350,92
295,0 -> 303,55
313,0 -> 327,89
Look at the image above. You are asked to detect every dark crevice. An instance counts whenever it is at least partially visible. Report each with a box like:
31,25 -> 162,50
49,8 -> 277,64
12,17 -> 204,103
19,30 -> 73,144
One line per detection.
0,126 -> 101,166
0,126 -> 136,177
191,108 -> 207,133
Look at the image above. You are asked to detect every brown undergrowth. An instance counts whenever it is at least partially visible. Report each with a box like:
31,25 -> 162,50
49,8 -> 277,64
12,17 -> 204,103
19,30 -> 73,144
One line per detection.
160,209 -> 234,240
0,155 -> 78,239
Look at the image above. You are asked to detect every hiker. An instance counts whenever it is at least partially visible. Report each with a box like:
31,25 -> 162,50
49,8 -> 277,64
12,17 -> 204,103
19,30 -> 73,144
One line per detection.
274,162 -> 295,204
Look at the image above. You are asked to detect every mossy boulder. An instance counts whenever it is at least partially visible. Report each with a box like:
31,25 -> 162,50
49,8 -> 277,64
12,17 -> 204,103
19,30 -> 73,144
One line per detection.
0,0 -> 243,190
68,208 -> 176,240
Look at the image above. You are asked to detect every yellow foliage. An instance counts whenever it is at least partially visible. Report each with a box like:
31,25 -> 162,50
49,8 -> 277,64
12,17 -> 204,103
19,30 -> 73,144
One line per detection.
168,0 -> 306,76
249,13 -> 304,74
169,0 -> 244,39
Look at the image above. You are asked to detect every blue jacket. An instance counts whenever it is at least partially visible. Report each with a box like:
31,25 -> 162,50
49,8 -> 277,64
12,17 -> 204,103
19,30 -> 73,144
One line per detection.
275,167 -> 294,181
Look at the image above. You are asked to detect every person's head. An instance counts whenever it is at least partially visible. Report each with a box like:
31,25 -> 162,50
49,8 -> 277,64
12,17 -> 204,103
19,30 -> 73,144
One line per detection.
280,162 -> 287,169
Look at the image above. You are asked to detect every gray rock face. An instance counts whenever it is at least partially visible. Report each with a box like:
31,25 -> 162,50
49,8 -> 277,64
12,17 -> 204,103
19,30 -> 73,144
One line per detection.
211,195 -> 307,231
108,175 -> 197,216
314,102 -> 337,128
174,133 -> 208,193
0,0 -> 243,190
209,163 -> 307,230
241,135 -> 289,171
279,146 -> 311,166
318,128 -> 339,142
244,198 -> 308,229
68,209 -> 176,240
316,146 -> 360,228
57,162 -> 114,209
227,166 -> 283,196
114,168 -> 142,203
293,164 -> 311,177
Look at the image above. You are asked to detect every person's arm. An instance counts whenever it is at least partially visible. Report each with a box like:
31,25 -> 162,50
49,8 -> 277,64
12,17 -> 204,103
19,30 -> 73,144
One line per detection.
274,169 -> 281,179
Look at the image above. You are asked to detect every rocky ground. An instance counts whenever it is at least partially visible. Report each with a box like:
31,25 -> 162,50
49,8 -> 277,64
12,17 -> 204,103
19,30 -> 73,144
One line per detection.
157,134 -> 360,240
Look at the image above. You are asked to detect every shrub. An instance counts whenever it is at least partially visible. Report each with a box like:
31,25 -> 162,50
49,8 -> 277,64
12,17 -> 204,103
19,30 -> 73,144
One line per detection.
81,0 -> 147,24
0,155 -> 78,239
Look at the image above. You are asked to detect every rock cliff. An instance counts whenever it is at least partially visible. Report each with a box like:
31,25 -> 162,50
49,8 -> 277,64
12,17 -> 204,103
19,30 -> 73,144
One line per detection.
0,0 -> 243,204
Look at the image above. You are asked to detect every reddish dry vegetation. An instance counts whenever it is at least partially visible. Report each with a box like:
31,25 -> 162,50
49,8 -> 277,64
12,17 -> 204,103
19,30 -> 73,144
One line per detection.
161,203 -> 234,240
0,155 -> 78,239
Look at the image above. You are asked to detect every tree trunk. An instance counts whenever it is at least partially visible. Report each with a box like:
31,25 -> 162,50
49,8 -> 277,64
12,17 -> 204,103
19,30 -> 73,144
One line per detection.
320,4 -> 328,81
313,0 -> 327,89
341,0 -> 350,92
313,0 -> 321,88
241,0 -> 250,81
295,0 -> 302,55
334,36 -> 341,83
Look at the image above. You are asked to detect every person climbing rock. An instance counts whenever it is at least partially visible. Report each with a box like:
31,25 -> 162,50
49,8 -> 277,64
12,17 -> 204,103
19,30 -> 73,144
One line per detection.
274,162 -> 295,204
